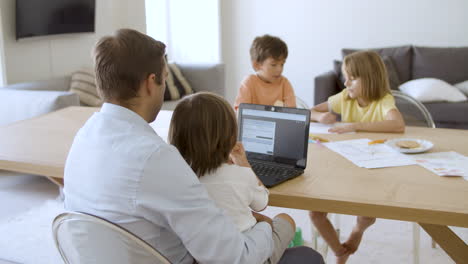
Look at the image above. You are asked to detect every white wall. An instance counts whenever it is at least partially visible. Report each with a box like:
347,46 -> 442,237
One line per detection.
0,0 -> 146,84
220,0 -> 468,105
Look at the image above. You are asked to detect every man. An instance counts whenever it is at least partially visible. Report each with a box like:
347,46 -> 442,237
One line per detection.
64,28 -> 323,264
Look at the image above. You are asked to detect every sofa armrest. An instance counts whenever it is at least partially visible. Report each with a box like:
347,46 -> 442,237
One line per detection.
2,77 -> 72,92
177,63 -> 225,97
0,89 -> 79,126
314,70 -> 340,105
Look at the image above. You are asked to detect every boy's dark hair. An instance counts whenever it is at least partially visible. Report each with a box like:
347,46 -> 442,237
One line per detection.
169,92 -> 237,177
250,34 -> 288,63
93,28 -> 166,102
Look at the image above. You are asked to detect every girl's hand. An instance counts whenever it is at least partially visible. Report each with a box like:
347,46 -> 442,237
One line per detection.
318,112 -> 337,124
328,123 -> 356,134
230,142 -> 250,167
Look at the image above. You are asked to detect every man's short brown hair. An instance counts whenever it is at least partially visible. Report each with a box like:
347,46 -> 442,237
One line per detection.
250,34 -> 288,63
93,28 -> 166,102
169,92 -> 237,177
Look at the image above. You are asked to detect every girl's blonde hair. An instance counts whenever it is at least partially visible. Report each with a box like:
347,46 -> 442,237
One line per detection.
168,92 -> 237,177
342,50 -> 391,102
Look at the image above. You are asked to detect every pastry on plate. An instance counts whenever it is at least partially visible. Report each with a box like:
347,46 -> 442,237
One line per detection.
396,140 -> 420,149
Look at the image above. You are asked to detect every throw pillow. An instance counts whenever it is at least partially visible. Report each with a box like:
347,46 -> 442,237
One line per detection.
334,56 -> 401,90
399,78 -> 467,103
69,68 -> 103,106
164,63 -> 194,101
454,80 -> 468,96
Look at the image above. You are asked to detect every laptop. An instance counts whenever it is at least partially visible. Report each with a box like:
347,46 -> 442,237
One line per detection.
237,103 -> 311,187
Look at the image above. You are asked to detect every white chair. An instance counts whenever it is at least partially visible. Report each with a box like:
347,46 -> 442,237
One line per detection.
392,90 -> 435,128
52,212 -> 172,264
393,90 -> 436,264
296,96 -> 310,109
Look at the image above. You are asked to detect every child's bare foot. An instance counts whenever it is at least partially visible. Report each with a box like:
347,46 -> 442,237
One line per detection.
343,228 -> 364,254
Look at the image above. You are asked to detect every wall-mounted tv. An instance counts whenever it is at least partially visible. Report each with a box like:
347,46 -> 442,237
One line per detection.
16,0 -> 95,40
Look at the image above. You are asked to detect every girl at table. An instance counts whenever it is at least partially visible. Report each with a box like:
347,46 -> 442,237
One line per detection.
169,92 -> 303,264
309,50 -> 405,263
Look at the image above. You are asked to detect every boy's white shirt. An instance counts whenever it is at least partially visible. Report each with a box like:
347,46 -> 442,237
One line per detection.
200,163 -> 269,232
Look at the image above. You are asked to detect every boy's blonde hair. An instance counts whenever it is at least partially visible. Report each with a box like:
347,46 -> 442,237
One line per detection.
343,50 -> 390,102
169,92 -> 237,177
250,34 -> 288,64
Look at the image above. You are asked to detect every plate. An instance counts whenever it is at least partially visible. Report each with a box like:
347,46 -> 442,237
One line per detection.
385,138 -> 434,154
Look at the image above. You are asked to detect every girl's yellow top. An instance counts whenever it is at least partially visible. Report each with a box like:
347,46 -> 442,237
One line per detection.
328,89 -> 396,122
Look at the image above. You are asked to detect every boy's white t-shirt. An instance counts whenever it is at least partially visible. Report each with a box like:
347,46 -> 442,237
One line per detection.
200,163 -> 269,232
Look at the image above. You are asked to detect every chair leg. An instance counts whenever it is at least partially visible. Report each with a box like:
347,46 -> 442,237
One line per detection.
311,223 -> 319,250
412,222 -> 420,264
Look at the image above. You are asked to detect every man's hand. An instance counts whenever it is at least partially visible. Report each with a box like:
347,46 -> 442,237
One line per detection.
318,112 -> 337,124
328,123 -> 356,134
229,142 -> 250,167
252,211 -> 273,227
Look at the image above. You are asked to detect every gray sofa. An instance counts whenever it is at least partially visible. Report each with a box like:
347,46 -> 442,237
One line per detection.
0,63 -> 225,126
314,46 -> 468,129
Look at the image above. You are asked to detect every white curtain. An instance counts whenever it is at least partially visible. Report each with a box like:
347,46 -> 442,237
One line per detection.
0,10 -> 6,85
145,0 -> 221,63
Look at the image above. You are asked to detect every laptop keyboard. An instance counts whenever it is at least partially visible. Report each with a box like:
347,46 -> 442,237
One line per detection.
250,162 -> 303,181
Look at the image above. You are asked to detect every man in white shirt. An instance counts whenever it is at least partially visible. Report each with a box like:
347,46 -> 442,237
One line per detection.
64,28 -> 323,264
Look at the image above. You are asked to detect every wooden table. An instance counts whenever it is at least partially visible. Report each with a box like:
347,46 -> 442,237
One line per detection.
269,129 -> 468,263
0,106 -> 467,262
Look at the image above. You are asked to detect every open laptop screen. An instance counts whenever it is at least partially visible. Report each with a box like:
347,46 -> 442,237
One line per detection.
238,104 -> 310,168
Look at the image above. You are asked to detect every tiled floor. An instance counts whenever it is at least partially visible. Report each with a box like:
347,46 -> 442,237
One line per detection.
1,172 -> 466,264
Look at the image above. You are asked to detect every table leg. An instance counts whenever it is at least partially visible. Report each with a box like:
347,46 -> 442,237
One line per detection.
419,223 -> 468,264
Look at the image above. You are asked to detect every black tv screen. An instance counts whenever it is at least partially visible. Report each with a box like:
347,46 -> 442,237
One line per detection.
16,0 -> 95,39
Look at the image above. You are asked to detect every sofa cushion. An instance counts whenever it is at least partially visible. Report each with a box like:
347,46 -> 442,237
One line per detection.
0,89 -> 80,126
334,56 -> 401,90
342,45 -> 413,83
399,78 -> 467,103
424,102 -> 468,123
69,68 -> 102,107
177,63 -> 225,96
164,63 -> 194,101
333,60 -> 346,90
3,77 -> 71,92
455,80 -> 468,96
412,46 -> 468,84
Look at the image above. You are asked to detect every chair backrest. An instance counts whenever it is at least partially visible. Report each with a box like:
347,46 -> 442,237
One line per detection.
296,96 -> 310,109
52,212 -> 172,264
392,90 -> 435,128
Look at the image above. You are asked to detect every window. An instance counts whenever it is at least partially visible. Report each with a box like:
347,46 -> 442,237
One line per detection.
145,0 -> 221,63
0,11 -> 6,85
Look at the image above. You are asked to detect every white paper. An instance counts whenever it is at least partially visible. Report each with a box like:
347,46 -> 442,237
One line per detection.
309,122 -> 355,134
410,151 -> 468,181
324,139 -> 416,169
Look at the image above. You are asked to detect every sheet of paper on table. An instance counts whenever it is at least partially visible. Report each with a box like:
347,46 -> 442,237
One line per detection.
324,138 -> 416,169
410,151 -> 468,181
